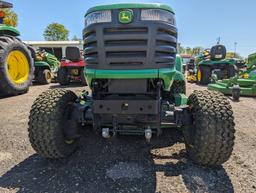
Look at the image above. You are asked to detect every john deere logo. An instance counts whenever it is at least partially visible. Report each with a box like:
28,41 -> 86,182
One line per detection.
119,10 -> 133,24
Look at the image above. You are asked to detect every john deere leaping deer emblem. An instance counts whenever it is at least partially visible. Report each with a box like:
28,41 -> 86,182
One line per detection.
119,10 -> 133,24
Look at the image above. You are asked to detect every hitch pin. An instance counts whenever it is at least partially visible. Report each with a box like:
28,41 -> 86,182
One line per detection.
145,127 -> 152,143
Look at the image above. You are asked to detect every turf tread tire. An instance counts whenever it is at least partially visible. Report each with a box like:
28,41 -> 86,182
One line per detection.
170,80 -> 186,95
28,89 -> 79,159
183,90 -> 235,166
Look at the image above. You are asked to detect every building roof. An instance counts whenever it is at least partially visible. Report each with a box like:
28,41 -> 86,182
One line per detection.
23,41 -> 82,46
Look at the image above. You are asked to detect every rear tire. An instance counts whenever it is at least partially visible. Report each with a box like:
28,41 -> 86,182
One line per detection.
37,69 -> 52,84
58,67 -> 70,85
28,89 -> 79,159
228,65 -> 236,78
0,36 -> 34,96
183,90 -> 235,166
197,66 -> 211,85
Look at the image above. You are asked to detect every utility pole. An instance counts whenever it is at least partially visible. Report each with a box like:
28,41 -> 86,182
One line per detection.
234,42 -> 238,58
217,37 -> 221,44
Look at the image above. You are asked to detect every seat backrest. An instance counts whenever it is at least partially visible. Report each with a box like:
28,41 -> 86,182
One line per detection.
210,45 -> 226,61
66,47 -> 80,61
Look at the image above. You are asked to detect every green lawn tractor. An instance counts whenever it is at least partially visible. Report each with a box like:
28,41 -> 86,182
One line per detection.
0,1 -> 34,96
208,53 -> 256,101
32,49 -> 60,84
28,3 -> 235,167
196,45 -> 236,85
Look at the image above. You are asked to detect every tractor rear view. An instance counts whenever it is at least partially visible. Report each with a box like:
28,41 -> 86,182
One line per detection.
33,49 -> 60,84
0,1 -> 33,96
28,3 -> 235,167
208,52 -> 256,100
196,45 -> 236,85
58,47 -> 87,85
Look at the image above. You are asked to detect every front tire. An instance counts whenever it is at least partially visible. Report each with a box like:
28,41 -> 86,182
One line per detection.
170,80 -> 186,95
57,68 -> 70,86
183,90 -> 235,166
57,67 -> 70,85
28,89 -> 79,159
80,68 -> 87,86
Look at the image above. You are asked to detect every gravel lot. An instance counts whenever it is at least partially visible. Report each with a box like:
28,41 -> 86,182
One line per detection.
0,83 -> 255,193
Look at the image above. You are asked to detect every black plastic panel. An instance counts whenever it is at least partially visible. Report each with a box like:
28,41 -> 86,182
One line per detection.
93,100 -> 159,114
83,8 -> 177,70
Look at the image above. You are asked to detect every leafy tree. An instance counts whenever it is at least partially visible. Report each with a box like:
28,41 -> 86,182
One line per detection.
191,47 -> 204,56
179,46 -> 204,56
226,52 -> 242,59
0,8 -> 18,27
72,35 -> 82,41
44,23 -> 69,41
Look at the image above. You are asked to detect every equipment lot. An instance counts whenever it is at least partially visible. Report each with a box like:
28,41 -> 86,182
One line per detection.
0,83 -> 255,193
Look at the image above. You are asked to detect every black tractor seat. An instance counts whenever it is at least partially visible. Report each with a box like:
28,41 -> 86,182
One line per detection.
65,46 -> 81,62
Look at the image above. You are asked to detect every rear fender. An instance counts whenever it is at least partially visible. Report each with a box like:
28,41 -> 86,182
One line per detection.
0,25 -> 20,36
174,55 -> 185,81
34,61 -> 50,69
60,60 -> 86,68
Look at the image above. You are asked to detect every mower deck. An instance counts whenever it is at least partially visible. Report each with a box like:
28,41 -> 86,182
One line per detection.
208,79 -> 256,96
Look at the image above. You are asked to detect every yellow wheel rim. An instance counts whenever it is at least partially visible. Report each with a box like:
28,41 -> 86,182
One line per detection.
197,69 -> 202,81
243,73 -> 249,79
46,71 -> 51,80
7,50 -> 29,84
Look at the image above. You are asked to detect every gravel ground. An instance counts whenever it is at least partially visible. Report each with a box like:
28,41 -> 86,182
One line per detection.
0,82 -> 255,193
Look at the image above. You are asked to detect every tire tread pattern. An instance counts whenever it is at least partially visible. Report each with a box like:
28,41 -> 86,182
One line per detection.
184,90 -> 235,166
28,89 -> 78,158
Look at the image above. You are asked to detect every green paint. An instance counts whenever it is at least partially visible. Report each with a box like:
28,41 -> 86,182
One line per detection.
208,65 -> 256,97
85,3 -> 174,16
248,53 -> 256,67
119,10 -> 133,24
34,52 -> 60,73
34,61 -> 50,68
175,55 -> 183,73
174,71 -> 185,81
174,94 -> 188,106
199,58 -> 235,66
208,81 -> 256,96
85,68 -> 177,91
0,24 -> 20,36
85,54 -> 186,90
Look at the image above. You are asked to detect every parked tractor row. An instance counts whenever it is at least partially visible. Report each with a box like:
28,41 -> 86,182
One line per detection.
32,47 -> 87,86
0,1 -> 87,97
183,45 -> 256,100
208,53 -> 256,101
185,45 -> 242,85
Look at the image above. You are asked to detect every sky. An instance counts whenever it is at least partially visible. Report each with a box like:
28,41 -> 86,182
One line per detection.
9,0 -> 256,57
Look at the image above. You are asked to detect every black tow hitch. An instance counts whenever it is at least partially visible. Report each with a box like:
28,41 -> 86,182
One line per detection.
174,106 -> 193,128
65,96 -> 93,141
